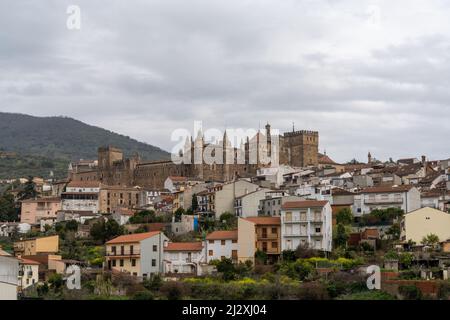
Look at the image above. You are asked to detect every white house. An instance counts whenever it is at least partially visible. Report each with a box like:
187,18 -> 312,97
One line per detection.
0,256 -> 19,300
281,200 -> 332,252
105,231 -> 169,278
61,181 -> 100,213
205,230 -> 238,263
234,188 -> 270,218
214,180 -> 260,219
353,185 -> 421,216
19,258 -> 40,290
163,242 -> 206,275
400,207 -> 450,244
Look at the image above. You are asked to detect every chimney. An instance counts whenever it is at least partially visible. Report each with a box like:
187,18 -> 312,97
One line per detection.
421,155 -> 426,164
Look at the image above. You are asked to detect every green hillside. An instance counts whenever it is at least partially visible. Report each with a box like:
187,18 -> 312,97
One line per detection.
0,112 -> 170,179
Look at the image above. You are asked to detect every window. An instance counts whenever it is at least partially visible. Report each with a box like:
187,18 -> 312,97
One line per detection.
271,241 -> 278,248
232,239 -> 237,243
112,246 -> 116,254
112,259 -> 116,267
221,240 -> 226,246
153,245 -> 157,252
152,259 -> 156,267
119,259 -> 124,267
209,250 -> 213,256
209,240 -> 214,244
130,245 -> 134,255
221,256 -> 226,260
271,227 -> 277,234
131,259 -> 136,267
315,227 -> 321,233
120,246 -> 124,255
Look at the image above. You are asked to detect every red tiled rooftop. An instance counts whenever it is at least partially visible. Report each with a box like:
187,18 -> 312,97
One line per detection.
67,181 -> 101,188
206,230 -> 238,240
282,200 -> 329,209
106,231 -> 161,244
243,216 -> 281,225
360,185 -> 414,194
164,242 -> 203,252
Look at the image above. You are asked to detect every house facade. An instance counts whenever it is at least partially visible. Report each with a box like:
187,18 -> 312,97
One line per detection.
205,230 -> 238,263
280,200 -> 332,252
61,181 -> 100,213
105,231 -> 169,278
20,197 -> 61,225
238,217 -> 281,264
163,242 -> 205,275
353,185 -> 421,216
400,207 -> 450,243
14,235 -> 59,257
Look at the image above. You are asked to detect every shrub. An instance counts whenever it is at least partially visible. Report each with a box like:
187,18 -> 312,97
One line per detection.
296,281 -> 329,300
160,281 -> 187,300
143,274 -> 163,292
132,291 -> 154,300
338,290 -> 396,300
399,285 -> 422,300
438,281 -> 450,300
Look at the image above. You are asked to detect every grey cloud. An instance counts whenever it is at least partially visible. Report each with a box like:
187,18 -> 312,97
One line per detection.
0,0 -> 449,164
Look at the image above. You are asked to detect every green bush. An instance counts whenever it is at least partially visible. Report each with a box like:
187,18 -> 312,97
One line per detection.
132,291 -> 154,300
399,285 -> 422,300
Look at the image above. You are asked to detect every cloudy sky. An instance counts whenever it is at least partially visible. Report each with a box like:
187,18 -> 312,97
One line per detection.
1,0 -> 450,163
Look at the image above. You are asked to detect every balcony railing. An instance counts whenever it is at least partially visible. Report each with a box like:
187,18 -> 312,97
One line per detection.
106,250 -> 141,257
283,218 -> 322,223
283,218 -> 309,223
364,198 -> 403,205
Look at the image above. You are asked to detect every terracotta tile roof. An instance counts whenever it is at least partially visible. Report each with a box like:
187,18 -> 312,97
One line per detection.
395,163 -> 423,177
282,200 -> 329,209
21,197 -> 61,203
67,181 -> 101,188
168,176 -> 187,182
332,188 -> 354,196
106,231 -> 161,244
360,185 -> 414,194
243,216 -> 281,225
318,154 -> 339,165
164,242 -> 203,251
206,230 -> 238,240
20,258 -> 40,265
0,248 -> 11,256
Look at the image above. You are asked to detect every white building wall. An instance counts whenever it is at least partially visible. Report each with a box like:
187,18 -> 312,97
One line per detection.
206,239 -> 238,263
281,203 -> 332,252
140,233 -> 169,278
0,256 -> 18,300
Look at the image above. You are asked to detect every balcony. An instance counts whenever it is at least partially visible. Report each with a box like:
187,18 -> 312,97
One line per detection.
283,218 -> 309,223
259,233 -> 278,240
364,198 -> 403,205
106,250 -> 140,257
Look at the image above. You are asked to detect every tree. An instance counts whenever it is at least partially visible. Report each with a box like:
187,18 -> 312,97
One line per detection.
18,176 -> 38,200
129,210 -> 157,224
386,223 -> 401,240
214,258 -> 237,281
90,219 -> 124,243
281,250 -> 297,262
421,233 -> 440,248
336,208 -> 353,225
65,220 -> 79,232
334,223 -> 349,248
191,194 -> 199,212
0,192 -> 18,221
255,250 -> 268,265
219,212 -> 237,230
174,208 -> 185,222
